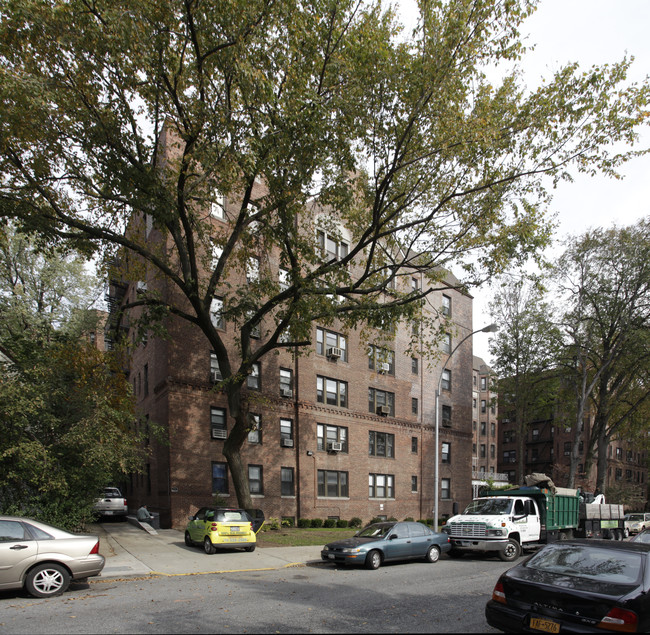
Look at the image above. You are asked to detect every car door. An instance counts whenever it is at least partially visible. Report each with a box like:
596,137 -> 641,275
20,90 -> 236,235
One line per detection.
0,520 -> 38,589
382,523 -> 411,561
188,508 -> 208,541
406,522 -> 431,558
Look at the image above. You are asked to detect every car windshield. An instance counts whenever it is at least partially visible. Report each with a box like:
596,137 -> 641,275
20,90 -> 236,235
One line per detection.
626,514 -> 644,521
355,524 -> 394,539
527,544 -> 643,584
633,532 -> 650,544
213,510 -> 249,522
463,498 -> 512,515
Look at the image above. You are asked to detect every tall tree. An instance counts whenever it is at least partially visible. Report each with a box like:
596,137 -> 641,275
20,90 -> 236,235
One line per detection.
0,0 -> 648,506
489,277 -> 561,484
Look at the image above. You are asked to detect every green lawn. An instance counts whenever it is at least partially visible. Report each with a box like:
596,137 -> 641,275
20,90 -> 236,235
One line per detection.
256,526 -> 357,547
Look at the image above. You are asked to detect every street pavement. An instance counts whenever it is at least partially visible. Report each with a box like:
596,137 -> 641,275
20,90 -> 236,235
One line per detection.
92,522 -> 325,579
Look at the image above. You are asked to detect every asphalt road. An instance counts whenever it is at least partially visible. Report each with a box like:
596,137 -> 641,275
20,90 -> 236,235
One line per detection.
0,554 -> 513,633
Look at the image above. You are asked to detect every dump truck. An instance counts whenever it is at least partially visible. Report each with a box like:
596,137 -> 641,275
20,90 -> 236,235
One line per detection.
443,474 -> 625,561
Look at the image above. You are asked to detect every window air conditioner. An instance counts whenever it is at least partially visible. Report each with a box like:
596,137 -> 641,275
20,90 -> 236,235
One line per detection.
281,438 -> 294,448
210,370 -> 222,383
442,418 -> 452,428
326,347 -> 342,360
136,280 -> 147,293
211,429 -> 227,439
377,405 -> 390,416
280,388 -> 293,398
328,442 -> 343,452
380,362 -> 391,373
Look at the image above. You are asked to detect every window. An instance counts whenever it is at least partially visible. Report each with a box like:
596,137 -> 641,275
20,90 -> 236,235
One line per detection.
317,376 -> 348,407
441,369 -> 451,391
318,230 -> 348,262
248,413 -> 261,444
281,467 -> 295,496
210,243 -> 223,269
210,297 -> 224,329
316,328 -> 348,361
411,357 -> 419,374
490,422 -> 495,437
564,442 -> 572,456
616,447 -> 623,460
480,376 -> 487,391
280,368 -> 293,397
503,430 -> 515,443
411,397 -> 418,415
503,450 -> 516,463
279,267 -> 290,291
143,364 -> 148,396
411,476 -> 418,493
411,437 -> 418,454
442,333 -> 451,354
480,444 -> 486,458
531,448 -> 539,460
210,407 -> 227,439
369,474 -> 394,498
248,465 -> 263,495
480,421 -> 486,435
317,424 -> 348,452
317,470 -> 348,497
368,345 -> 395,375
442,442 -> 450,463
368,388 -> 395,416
369,431 -> 395,458
280,418 -> 293,446
411,277 -> 419,292
210,189 -> 226,219
442,294 -> 451,317
247,363 -> 260,390
210,352 -> 222,383
211,461 -> 228,494
490,444 -> 496,459
442,405 -> 452,427
441,478 -> 451,499
532,428 -> 539,440
481,399 -> 486,413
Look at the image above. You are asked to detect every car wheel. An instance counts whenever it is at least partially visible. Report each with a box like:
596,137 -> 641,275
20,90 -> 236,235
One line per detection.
365,550 -> 382,570
25,563 -> 71,598
204,536 -> 216,555
624,528 -> 630,538
425,545 -> 440,563
245,544 -> 256,552
498,539 -> 520,562
184,531 -> 193,547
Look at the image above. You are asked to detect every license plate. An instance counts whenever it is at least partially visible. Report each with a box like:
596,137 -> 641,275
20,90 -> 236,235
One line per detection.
223,537 -> 247,543
104,511 -> 113,515
229,526 -> 243,533
328,554 -> 335,559
530,617 -> 560,633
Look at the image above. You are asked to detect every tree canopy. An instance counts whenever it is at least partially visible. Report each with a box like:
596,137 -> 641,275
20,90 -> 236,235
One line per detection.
1,0 -> 648,506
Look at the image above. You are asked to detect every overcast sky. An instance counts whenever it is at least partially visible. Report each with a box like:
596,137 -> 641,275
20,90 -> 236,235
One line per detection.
400,0 -> 650,363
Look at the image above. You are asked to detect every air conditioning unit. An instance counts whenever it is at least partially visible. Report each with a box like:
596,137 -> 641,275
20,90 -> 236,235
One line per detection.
328,442 -> 343,452
211,428 -> 227,439
377,405 -> 390,416
281,438 -> 294,448
502,418 -> 510,423
326,347 -> 342,360
210,370 -> 222,383
136,280 -> 147,293
280,388 -> 293,398
379,362 -> 391,373
442,418 -> 452,428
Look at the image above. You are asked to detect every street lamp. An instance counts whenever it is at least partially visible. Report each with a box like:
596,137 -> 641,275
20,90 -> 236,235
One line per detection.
433,323 -> 498,531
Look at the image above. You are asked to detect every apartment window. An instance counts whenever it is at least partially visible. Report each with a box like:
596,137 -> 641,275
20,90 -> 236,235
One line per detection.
316,327 -> 348,361
442,405 -> 452,427
503,450 -> 516,463
247,310 -> 261,338
210,407 -> 227,440
317,470 -> 348,497
369,388 -> 395,416
210,189 -> 226,219
441,442 -> 451,463
615,468 -> 622,481
210,297 -> 225,330
369,431 -> 395,458
210,352 -> 222,383
280,368 -> 293,397
411,277 -> 419,292
531,448 -> 539,460
248,413 -> 261,444
246,257 -> 260,284
248,465 -> 263,495
490,422 -> 495,437
532,428 -> 539,440
442,294 -> 451,317
503,430 -> 515,443
564,442 -> 572,456
317,376 -> 348,407
281,467 -> 295,496
280,418 -> 293,446
442,333 -> 451,354
480,421 -> 486,435
473,398 -> 477,410
368,345 -> 395,375
143,364 -> 148,396
616,447 -> 623,460
441,478 -> 451,500
317,230 -> 349,262
411,476 -> 418,492
481,399 -> 486,413
490,444 -> 496,459
480,377 -> 487,390
317,424 -> 348,452
480,444 -> 486,458
211,461 -> 228,494
411,437 -> 418,454
211,244 -> 223,270
278,267 -> 290,291
441,369 -> 451,391
369,473 -> 394,499
411,357 -> 419,374
411,397 -> 418,415
247,363 -> 260,390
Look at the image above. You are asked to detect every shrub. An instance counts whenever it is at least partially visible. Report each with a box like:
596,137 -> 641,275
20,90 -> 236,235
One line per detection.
298,518 -> 311,528
369,517 -> 383,525
349,517 -> 363,528
281,517 -> 294,528
265,517 -> 280,531
311,518 -> 324,528
387,516 -> 397,522
323,518 -> 336,528
336,519 -> 349,528
403,517 -> 414,522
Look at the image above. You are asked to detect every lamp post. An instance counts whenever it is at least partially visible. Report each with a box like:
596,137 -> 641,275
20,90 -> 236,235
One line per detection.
433,323 -> 498,531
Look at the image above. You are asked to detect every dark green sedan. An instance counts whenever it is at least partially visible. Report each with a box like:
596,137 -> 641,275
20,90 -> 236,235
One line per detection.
321,521 -> 451,569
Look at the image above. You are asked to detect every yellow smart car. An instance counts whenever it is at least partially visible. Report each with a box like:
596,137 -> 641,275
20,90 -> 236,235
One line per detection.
184,507 -> 264,554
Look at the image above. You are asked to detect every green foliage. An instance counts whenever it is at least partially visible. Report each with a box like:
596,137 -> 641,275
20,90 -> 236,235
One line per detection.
281,517 -> 294,528
349,517 -> 363,528
322,518 -> 336,528
310,518 -> 324,528
403,517 -> 414,522
263,517 -> 281,531
336,519 -> 348,528
297,518 -> 311,528
369,517 -> 384,525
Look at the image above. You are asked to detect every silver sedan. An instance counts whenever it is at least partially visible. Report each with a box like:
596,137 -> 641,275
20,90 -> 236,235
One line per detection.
0,516 -> 105,598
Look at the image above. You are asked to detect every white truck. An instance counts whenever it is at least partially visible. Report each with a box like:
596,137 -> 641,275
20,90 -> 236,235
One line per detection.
93,487 -> 128,518
443,476 -> 625,562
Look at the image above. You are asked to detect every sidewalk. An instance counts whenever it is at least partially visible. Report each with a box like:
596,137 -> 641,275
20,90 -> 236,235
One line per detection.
91,522 -> 325,579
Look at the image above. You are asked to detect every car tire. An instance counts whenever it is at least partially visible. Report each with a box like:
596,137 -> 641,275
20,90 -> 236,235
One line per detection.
498,539 -> 520,562
624,528 -> 630,538
245,544 -> 256,552
365,550 -> 382,570
184,531 -> 193,547
204,536 -> 216,555
425,545 -> 441,563
25,563 -> 71,598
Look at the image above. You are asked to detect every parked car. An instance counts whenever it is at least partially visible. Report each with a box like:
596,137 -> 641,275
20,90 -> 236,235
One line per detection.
624,512 -> 650,535
321,521 -> 451,570
184,507 -> 263,554
0,516 -> 105,598
93,487 -> 128,519
630,528 -> 650,544
486,539 -> 650,633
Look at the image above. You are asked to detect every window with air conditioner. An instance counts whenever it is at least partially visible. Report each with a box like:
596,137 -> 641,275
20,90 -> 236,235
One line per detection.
316,327 -> 347,361
369,388 -> 394,417
210,297 -> 225,330
280,418 -> 293,447
368,345 -> 394,375
248,414 -> 261,444
280,368 -> 293,397
210,189 -> 226,219
210,352 -> 222,383
247,363 -> 260,390
317,424 -> 347,453
210,407 -> 227,440
317,230 -> 349,263
442,405 -> 452,427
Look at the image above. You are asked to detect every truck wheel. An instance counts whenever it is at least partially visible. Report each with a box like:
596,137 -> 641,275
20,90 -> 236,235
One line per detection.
614,529 -> 624,541
498,539 -> 520,562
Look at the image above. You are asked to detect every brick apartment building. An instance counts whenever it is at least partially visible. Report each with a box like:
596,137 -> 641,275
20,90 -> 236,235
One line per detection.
106,137 -> 483,530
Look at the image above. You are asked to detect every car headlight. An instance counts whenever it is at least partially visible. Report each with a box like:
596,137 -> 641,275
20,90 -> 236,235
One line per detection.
340,547 -> 363,554
487,529 -> 505,536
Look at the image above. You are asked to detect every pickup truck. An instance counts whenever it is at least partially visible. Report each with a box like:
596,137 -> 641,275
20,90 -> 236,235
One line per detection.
93,487 -> 128,518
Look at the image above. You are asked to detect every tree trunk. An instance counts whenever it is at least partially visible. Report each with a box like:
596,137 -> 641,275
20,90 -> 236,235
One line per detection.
223,386 -> 253,510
